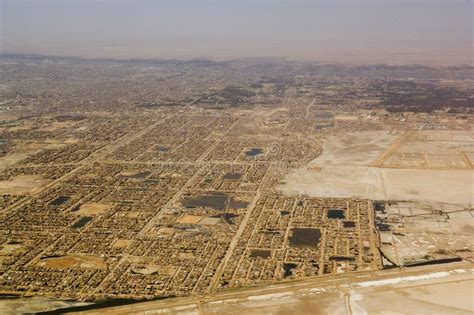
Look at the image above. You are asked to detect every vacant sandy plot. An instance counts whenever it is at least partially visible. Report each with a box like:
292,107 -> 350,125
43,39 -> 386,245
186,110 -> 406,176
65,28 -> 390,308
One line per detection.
278,131 -> 474,207
36,254 -> 106,269
0,243 -> 22,255
311,130 -> 397,166
23,140 -> 73,150
112,239 -> 132,248
374,130 -> 474,169
380,201 -> 474,264
281,166 -> 473,205
202,292 -> 347,315
0,175 -> 46,195
448,211 -> 474,235
0,153 -> 28,169
381,168 -> 473,205
37,120 -> 78,132
198,217 -> 221,225
352,277 -> 474,314
0,140 -> 77,170
157,227 -> 176,236
280,165 -> 473,206
335,114 -> 358,121
279,166 -> 386,200
76,203 -> 110,216
0,298 -> 90,315
177,215 -> 202,224
126,211 -> 141,218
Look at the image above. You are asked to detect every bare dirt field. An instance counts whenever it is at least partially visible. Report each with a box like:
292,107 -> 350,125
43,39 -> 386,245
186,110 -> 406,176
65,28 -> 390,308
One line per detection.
76,203 -> 110,216
0,243 -> 22,255
379,200 -> 473,265
35,254 -> 106,270
0,175 -> 46,195
37,120 -> 78,132
177,215 -> 203,224
278,131 -> 474,207
381,168 -> 473,205
0,153 -> 28,169
112,239 -> 132,248
0,298 -> 90,315
373,130 -> 474,170
351,275 -> 474,314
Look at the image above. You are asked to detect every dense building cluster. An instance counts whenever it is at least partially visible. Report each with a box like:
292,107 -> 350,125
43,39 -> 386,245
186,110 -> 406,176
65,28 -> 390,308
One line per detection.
0,56 -> 472,301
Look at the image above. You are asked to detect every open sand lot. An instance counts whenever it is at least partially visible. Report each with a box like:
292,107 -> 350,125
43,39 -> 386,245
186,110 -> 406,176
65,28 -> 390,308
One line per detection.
177,215 -> 203,224
76,203 -> 110,216
374,130 -> 474,170
307,130 -> 397,166
379,201 -> 474,265
351,275 -> 474,314
0,153 -> 28,169
0,243 -> 22,255
279,166 -> 473,206
279,166 -> 387,199
37,120 -> 79,132
381,168 -> 473,205
278,131 -> 474,207
35,254 -> 106,270
0,175 -> 46,195
112,239 -> 132,248
0,139 -> 77,170
0,298 -> 90,315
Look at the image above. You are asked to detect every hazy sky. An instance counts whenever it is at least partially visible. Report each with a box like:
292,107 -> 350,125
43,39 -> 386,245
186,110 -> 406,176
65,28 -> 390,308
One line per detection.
1,0 -> 472,65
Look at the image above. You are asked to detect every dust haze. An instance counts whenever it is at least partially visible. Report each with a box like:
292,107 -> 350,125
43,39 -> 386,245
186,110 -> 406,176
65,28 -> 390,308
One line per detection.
1,0 -> 472,65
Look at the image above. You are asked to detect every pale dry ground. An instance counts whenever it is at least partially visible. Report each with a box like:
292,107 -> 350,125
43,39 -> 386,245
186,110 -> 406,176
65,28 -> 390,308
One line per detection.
35,254 -> 107,270
0,153 -> 28,169
277,131 -> 474,207
381,168 -> 473,205
334,114 -> 358,121
0,137 -> 76,179
379,201 -> 474,265
352,278 -> 474,315
0,298 -> 91,315
36,120 -> 79,132
0,244 -> 22,255
73,262 -> 473,315
112,239 -> 132,248
76,203 -> 110,216
177,215 -> 203,224
449,211 -> 474,235
0,175 -> 46,195
198,217 -> 220,225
